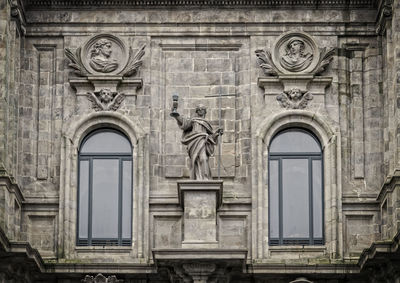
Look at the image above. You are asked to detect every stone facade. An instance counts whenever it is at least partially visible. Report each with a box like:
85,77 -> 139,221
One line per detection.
0,0 -> 399,282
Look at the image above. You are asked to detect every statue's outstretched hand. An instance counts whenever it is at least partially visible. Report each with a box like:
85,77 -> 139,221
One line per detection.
214,128 -> 223,138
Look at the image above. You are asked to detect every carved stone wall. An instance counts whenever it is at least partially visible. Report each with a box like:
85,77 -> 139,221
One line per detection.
0,0 -> 399,282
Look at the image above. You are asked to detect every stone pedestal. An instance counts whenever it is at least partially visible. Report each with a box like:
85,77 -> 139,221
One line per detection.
177,180 -> 223,249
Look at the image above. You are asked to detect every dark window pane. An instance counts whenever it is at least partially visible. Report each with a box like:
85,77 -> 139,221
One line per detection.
270,130 -> 321,153
92,159 -> 119,238
81,131 -> 131,153
313,160 -> 323,238
269,160 -> 279,238
122,161 -> 132,239
282,159 -> 309,238
79,160 -> 89,238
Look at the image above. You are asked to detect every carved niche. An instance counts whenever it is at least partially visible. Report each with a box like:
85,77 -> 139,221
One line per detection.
255,31 -> 334,109
65,34 -> 145,111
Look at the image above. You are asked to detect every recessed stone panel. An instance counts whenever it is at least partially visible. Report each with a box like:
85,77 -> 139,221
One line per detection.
153,216 -> 182,248
219,216 -> 247,248
27,215 -> 57,258
344,214 -> 376,257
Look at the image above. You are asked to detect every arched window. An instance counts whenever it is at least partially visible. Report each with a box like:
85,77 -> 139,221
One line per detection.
77,129 -> 132,246
269,129 -> 323,245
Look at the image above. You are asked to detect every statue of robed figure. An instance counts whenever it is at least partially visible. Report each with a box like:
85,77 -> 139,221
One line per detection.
170,96 -> 223,180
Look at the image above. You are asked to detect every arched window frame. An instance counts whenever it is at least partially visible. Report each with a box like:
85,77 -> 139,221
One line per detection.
60,112 -> 147,259
268,128 -> 324,246
253,111 -> 341,259
77,128 -> 133,246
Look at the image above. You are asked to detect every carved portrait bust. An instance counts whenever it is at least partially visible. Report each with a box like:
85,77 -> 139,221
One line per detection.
89,39 -> 119,73
281,37 -> 313,72
270,31 -> 320,74
80,34 -> 129,75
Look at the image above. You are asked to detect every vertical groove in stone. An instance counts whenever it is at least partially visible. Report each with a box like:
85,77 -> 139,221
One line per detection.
34,45 -> 56,181
350,49 -> 366,179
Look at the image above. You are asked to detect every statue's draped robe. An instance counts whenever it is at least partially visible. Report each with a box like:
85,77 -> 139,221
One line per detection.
180,117 -> 217,180
281,52 -> 313,72
89,56 -> 118,73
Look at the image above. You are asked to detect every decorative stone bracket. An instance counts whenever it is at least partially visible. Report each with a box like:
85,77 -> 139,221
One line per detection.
257,74 -> 332,109
69,76 -> 142,97
152,250 -> 247,283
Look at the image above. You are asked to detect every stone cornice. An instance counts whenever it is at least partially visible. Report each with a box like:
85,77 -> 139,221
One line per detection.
23,0 -> 376,10
0,228 -> 46,273
0,169 -> 25,204
376,169 -> 400,203
358,230 -> 400,270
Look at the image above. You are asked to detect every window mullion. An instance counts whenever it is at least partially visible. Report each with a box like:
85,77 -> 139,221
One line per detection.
88,157 -> 93,246
278,157 -> 283,245
118,158 -> 123,245
309,157 -> 313,245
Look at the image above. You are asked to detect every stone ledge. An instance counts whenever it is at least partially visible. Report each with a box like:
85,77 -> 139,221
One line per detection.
376,169 -> 400,203
24,0 -> 376,9
152,248 -> 247,262
251,262 -> 360,274
0,174 -> 25,204
75,246 -> 133,253
45,263 -> 156,274
268,246 -> 327,253
177,180 -> 223,209
358,230 -> 400,270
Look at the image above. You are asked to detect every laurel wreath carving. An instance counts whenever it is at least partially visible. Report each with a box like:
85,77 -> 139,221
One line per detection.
120,44 -> 146,77
65,44 -> 146,77
314,47 -> 335,75
65,47 -> 88,76
254,49 -> 279,76
255,46 -> 335,76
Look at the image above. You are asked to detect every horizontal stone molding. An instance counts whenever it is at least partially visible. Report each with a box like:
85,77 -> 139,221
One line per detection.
69,77 -> 143,96
24,0 -> 375,9
152,248 -> 247,263
0,228 -> 45,273
177,180 -> 223,209
0,175 -> 25,204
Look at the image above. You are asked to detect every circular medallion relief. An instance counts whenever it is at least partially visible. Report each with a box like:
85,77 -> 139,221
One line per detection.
81,34 -> 128,75
273,32 -> 319,74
